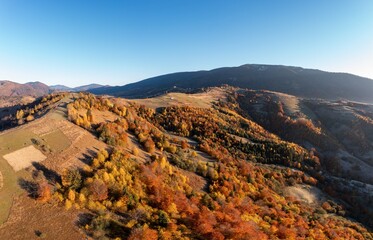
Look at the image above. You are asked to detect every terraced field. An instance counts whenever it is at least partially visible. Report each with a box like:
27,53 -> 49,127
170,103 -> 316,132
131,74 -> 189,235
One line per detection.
0,94 -> 112,238
0,96 -> 74,224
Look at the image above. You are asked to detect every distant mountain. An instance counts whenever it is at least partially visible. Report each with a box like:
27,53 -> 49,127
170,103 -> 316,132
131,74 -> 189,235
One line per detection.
73,84 -> 106,92
49,85 -> 71,91
50,83 -> 106,92
90,64 -> 373,103
0,80 -> 50,97
0,81 -> 107,97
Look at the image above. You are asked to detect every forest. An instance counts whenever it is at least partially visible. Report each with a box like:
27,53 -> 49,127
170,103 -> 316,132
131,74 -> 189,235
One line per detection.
32,93 -> 372,239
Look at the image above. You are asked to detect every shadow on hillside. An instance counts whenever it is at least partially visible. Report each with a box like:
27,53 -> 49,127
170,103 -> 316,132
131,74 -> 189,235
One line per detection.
78,148 -> 100,165
0,104 -> 23,131
75,213 -> 95,237
19,162 -> 62,199
76,213 -> 95,228
76,212 -> 130,238
32,162 -> 61,184
0,95 -> 68,132
18,178 -> 38,199
79,152 -> 93,165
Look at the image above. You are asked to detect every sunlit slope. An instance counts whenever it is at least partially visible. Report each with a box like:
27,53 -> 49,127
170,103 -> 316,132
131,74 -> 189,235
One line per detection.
1,90 -> 372,239
0,93 -> 72,224
0,93 -> 108,239
42,92 -> 371,238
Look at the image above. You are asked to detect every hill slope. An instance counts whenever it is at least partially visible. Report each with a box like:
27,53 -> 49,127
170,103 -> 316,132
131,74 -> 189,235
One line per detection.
0,90 -> 372,239
0,81 -> 50,97
91,64 -> 373,103
50,84 -> 106,92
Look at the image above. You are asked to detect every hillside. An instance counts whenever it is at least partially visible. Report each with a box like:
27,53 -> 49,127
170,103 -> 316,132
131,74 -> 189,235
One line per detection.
49,85 -> 72,91
50,84 -> 106,92
229,89 -> 373,183
0,81 -> 50,97
90,64 -> 373,103
0,90 -> 372,239
0,81 -> 106,99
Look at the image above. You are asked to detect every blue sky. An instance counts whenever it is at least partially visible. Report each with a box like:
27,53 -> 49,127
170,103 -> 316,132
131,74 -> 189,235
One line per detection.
0,0 -> 372,87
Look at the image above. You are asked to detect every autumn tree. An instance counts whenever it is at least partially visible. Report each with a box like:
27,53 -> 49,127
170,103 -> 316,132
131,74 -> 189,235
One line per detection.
144,138 -> 156,153
37,181 -> 52,202
88,179 -> 108,201
181,140 -> 189,149
16,109 -> 24,120
133,146 -> 139,156
61,168 -> 82,189
87,109 -> 94,122
26,114 -> 34,122
128,225 -> 158,240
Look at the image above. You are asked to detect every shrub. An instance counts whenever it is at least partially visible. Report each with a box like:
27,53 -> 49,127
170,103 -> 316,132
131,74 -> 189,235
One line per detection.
133,146 -> 139,156
26,114 -> 35,122
61,169 -> 82,190
144,139 -> 156,153
37,181 -> 52,202
89,179 -> 108,201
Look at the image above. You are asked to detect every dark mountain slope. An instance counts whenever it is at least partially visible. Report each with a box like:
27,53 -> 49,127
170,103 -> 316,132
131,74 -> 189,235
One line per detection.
91,71 -> 207,98
91,64 -> 373,103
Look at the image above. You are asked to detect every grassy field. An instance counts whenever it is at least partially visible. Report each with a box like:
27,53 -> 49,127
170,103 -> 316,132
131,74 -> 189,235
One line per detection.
0,95 -> 74,224
0,129 -> 37,224
42,130 -> 71,153
3,145 -> 47,171
130,89 -> 226,109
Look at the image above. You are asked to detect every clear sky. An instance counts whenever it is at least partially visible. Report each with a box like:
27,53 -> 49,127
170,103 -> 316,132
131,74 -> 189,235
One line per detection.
0,0 -> 372,87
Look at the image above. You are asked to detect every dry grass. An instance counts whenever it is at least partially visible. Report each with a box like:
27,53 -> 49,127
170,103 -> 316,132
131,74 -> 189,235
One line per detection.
284,184 -> 325,205
0,194 -> 86,240
77,108 -> 118,125
41,130 -> 71,153
129,88 -> 227,109
3,146 -> 47,172
0,96 -> 35,108
0,95 -> 83,225
0,171 -> 3,190
0,128 -> 39,224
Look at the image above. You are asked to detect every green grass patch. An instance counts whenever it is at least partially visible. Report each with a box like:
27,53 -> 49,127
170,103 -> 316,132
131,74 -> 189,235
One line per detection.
41,130 -> 71,153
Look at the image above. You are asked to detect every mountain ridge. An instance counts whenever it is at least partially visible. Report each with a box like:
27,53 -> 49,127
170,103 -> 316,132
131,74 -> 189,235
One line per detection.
90,64 -> 373,103
0,80 -> 50,97
0,81 -> 107,97
49,83 -> 106,92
